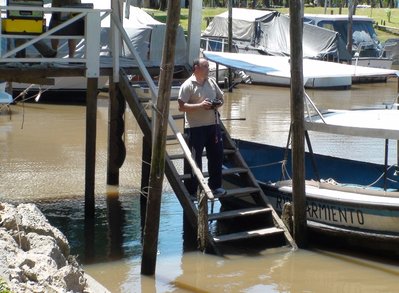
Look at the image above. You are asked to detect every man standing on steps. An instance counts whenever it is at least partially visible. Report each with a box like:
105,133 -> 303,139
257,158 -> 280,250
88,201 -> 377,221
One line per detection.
178,57 -> 226,200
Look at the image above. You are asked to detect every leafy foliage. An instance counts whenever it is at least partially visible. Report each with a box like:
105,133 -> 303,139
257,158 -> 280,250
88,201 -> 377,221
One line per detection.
0,278 -> 11,293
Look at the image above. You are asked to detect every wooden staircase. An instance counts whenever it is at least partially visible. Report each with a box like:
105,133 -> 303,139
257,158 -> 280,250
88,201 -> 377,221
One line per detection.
118,69 -> 296,255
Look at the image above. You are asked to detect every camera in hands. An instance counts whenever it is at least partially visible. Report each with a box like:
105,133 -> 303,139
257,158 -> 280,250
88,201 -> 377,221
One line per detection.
206,98 -> 222,109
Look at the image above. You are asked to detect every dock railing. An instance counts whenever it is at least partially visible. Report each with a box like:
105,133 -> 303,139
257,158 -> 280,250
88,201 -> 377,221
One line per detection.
0,5 -> 111,78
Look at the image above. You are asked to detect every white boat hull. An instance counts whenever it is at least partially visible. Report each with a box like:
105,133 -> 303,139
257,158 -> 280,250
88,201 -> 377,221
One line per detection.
354,57 -> 393,69
264,181 -> 399,234
249,72 -> 352,89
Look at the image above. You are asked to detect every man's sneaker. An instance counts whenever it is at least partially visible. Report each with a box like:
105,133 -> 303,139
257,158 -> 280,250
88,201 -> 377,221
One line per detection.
212,188 -> 226,197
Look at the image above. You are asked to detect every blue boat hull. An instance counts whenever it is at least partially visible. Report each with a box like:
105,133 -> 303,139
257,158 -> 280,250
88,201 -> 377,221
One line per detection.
232,139 -> 399,253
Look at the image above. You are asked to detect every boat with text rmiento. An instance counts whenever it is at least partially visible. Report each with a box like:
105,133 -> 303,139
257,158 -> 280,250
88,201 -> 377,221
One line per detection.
232,108 -> 399,254
203,50 -> 399,254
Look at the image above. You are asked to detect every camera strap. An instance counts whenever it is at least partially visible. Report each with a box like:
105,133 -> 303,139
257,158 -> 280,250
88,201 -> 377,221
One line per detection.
214,109 -> 220,143
207,77 -> 221,143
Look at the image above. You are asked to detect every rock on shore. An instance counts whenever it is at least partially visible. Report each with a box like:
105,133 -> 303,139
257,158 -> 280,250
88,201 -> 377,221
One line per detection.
0,202 -> 92,293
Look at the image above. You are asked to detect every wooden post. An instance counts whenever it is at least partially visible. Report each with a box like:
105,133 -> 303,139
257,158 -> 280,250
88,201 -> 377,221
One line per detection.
85,78 -> 98,218
197,190 -> 209,251
289,0 -> 308,247
107,82 -> 126,185
140,137 -> 151,231
106,193 -> 124,260
141,1 -> 181,276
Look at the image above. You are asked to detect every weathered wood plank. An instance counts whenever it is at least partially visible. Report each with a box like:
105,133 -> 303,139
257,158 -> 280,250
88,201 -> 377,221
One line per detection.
169,149 -> 236,160
208,207 -> 272,221
213,227 -> 284,243
214,186 -> 260,199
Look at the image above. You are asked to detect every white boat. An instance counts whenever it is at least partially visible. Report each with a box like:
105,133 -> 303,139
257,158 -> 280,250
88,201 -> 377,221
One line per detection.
203,9 -> 395,88
304,14 -> 394,71
203,51 -> 397,89
202,8 -> 353,89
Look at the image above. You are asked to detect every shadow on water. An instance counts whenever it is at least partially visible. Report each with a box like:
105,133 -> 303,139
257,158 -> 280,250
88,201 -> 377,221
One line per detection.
31,190 -> 284,266
34,192 -> 140,265
32,190 -> 204,266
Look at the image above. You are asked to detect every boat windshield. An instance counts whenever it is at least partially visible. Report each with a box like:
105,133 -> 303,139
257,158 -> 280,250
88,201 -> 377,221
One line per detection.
304,17 -> 381,57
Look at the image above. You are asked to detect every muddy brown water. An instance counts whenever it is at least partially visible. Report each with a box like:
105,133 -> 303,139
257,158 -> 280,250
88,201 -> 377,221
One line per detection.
1,80 -> 399,292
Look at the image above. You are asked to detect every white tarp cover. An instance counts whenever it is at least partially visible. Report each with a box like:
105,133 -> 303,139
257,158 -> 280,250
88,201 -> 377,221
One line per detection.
98,6 -> 187,66
202,8 -> 276,41
25,3 -> 187,66
258,14 -> 345,59
202,8 -> 348,60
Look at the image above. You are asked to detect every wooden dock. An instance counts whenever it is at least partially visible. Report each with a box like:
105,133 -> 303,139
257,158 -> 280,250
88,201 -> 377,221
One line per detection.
0,3 -> 297,257
117,69 -> 296,255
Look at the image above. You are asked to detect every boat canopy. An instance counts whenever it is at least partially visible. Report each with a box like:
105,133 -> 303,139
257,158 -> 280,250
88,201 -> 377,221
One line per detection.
202,9 -> 276,42
202,8 -> 351,61
203,51 -> 398,79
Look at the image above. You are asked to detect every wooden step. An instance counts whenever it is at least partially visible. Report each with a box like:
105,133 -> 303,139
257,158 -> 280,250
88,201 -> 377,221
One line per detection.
180,167 -> 248,180
208,207 -> 272,221
222,167 -> 248,176
168,148 -> 236,160
213,227 -> 285,243
166,134 -> 177,141
214,187 -> 260,199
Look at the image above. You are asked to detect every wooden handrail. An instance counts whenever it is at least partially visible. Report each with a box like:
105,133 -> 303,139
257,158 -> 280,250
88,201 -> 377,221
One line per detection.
113,12 -> 215,201
0,6 -> 109,77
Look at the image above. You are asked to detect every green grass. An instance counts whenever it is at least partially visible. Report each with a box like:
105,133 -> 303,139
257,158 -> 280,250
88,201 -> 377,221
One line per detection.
144,7 -> 399,42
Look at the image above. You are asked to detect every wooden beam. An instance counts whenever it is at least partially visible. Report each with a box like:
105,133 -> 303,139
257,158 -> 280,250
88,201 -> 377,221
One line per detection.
85,77 -> 98,218
11,77 -> 55,85
141,1 -> 181,276
107,81 -> 126,185
289,0 -> 308,247
0,66 -> 85,80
